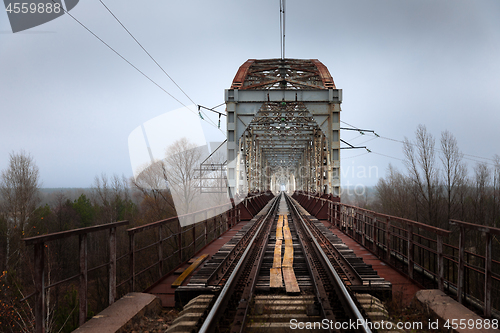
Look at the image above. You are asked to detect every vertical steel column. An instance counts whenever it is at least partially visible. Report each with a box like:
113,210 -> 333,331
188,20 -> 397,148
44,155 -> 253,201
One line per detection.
109,227 -> 116,305
34,242 -> 45,333
129,232 -> 135,292
437,234 -> 444,291
457,226 -> 465,303
484,232 -> 492,317
178,220 -> 183,262
158,225 -> 163,277
386,219 -> 392,262
79,234 -> 88,326
407,224 -> 414,279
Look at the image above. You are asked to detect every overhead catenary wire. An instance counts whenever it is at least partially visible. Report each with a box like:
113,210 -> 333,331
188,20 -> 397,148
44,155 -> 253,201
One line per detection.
341,120 -> 498,165
98,0 -> 196,107
279,0 -> 286,59
50,0 -> 223,132
51,1 -> 188,108
96,0 -> 223,131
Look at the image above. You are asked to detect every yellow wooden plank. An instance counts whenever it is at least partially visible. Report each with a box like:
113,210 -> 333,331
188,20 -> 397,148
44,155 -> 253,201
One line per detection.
284,215 -> 289,227
283,226 -> 292,240
270,268 -> 283,288
276,226 -> 283,240
273,240 -> 282,268
282,244 -> 294,268
284,239 -> 293,247
282,267 -> 300,294
171,254 -> 209,288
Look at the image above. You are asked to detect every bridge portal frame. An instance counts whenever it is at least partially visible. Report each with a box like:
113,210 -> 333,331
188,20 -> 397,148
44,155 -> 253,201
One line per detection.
225,88 -> 342,198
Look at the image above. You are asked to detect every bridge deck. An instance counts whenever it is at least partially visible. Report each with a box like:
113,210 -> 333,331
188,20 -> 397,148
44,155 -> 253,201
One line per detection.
148,202 -> 420,308
323,221 -> 421,307
146,220 -> 250,307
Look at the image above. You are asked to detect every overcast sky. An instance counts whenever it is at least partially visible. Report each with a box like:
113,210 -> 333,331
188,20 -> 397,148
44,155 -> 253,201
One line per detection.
1,0 -> 500,189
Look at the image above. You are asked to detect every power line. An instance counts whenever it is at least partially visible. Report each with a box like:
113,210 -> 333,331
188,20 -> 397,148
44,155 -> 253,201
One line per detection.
96,0 -> 224,131
98,0 -> 197,107
370,151 -> 404,162
342,152 -> 369,160
51,1 -> 190,108
279,0 -> 286,59
341,120 -> 498,164
51,0 -> 223,132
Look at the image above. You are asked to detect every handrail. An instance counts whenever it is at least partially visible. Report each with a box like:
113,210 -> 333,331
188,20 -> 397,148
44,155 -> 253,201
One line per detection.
293,191 -> 499,319
23,220 -> 129,245
127,202 -> 233,234
21,191 -> 276,333
22,220 -> 129,333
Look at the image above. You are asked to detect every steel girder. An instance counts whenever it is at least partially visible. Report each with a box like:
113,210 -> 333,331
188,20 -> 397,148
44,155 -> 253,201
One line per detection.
226,59 -> 341,198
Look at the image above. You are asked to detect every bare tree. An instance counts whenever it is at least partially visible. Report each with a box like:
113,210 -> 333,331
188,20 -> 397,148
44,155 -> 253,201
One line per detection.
473,162 -> 491,226
375,164 -> 414,219
440,130 -> 468,223
493,155 -> 500,227
130,161 -> 176,221
164,138 -> 205,216
91,173 -> 132,223
0,150 -> 40,270
403,125 -> 441,226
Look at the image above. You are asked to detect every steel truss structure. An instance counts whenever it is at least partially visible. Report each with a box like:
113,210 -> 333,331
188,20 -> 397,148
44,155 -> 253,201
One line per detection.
225,59 -> 342,197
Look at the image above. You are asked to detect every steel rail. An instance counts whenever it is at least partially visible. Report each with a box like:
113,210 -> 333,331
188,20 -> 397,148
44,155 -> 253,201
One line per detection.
286,194 -> 372,333
199,195 -> 280,333
285,195 -> 337,332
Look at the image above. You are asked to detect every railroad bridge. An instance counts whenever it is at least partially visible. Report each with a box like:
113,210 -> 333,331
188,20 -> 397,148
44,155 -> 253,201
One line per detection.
23,59 -> 500,333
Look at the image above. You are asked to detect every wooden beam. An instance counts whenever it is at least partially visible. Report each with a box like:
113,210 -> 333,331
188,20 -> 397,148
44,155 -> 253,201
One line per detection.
273,240 -> 282,268
270,268 -> 283,288
282,267 -> 300,294
282,243 -> 293,268
171,254 -> 209,288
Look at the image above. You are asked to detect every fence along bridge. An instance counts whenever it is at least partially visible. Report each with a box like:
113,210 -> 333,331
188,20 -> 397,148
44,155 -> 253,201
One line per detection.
22,59 -> 500,332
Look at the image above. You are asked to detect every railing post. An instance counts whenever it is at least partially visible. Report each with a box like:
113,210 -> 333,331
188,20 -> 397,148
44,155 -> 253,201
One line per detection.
361,211 -> 366,247
204,211 -> 208,244
79,234 -> 88,326
437,233 -> 444,291
336,204 -> 340,228
192,222 -> 196,254
34,242 -> 45,333
484,232 -> 492,317
386,218 -> 391,263
457,226 -> 465,304
158,225 -> 163,278
109,227 -> 116,305
178,220 -> 183,263
129,232 -> 136,292
407,224 -> 414,279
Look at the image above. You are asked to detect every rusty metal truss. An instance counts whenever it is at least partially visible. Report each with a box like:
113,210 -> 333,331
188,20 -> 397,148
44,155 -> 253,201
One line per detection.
231,59 -> 336,90
226,58 -> 342,198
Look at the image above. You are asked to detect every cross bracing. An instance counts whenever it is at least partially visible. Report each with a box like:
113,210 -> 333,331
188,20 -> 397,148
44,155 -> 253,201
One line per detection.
226,59 -> 341,198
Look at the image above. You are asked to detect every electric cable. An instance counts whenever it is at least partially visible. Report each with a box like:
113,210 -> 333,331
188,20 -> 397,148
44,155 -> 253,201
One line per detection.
341,120 -> 498,165
97,0 -> 223,130
52,1 -> 188,108
50,0 -> 222,131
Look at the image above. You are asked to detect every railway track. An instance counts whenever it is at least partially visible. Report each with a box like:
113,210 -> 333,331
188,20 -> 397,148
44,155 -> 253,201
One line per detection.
177,193 -> 390,332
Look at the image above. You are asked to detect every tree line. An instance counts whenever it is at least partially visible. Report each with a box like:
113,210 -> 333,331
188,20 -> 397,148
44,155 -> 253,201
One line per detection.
0,138 -> 224,332
374,124 -> 500,230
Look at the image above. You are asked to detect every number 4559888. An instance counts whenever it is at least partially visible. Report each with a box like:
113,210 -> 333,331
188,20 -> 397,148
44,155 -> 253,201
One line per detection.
6,2 -> 61,14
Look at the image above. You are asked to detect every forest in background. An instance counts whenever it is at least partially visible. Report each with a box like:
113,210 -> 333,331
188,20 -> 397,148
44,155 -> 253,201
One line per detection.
0,138 -> 226,333
1,126 -> 499,332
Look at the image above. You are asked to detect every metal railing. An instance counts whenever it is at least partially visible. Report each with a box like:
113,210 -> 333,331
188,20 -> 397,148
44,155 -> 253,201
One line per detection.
293,191 -> 500,318
21,191 -> 276,333
22,221 -> 129,333
126,202 -> 238,292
